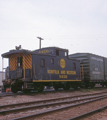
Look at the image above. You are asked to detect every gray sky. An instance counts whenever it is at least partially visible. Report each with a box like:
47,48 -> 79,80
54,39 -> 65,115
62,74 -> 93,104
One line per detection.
0,0 -> 107,70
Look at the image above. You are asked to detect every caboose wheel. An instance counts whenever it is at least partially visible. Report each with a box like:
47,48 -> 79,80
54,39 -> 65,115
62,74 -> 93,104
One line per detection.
23,89 -> 31,93
38,86 -> 44,92
11,86 -> 18,93
90,83 -> 95,88
63,86 -> 70,90
73,86 -> 78,90
63,82 -> 70,90
37,84 -> 44,92
54,86 -> 58,91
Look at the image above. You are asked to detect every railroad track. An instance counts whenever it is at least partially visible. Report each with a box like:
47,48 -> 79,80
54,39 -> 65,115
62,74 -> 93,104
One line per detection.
68,105 -> 107,120
0,87 -> 106,97
0,92 -> 24,97
0,90 -> 107,109
0,91 -> 107,120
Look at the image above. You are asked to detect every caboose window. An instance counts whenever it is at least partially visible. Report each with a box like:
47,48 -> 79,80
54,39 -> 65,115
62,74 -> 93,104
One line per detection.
56,50 -> 59,56
51,58 -> 54,64
65,52 -> 67,56
41,59 -> 45,67
73,63 -> 76,70
17,57 -> 22,67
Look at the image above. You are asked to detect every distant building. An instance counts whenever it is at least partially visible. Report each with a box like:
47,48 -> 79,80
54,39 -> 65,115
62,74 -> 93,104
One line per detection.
0,71 -> 5,86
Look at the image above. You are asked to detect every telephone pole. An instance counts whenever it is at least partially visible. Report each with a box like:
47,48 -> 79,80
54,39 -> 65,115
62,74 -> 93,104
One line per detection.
37,37 -> 44,49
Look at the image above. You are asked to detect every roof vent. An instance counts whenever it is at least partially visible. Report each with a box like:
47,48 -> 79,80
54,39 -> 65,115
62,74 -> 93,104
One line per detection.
15,45 -> 21,50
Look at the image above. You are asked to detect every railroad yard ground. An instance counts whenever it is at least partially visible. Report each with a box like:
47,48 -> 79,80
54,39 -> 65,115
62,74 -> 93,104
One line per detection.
0,85 -> 106,105
81,109 -> 107,120
0,86 -> 107,120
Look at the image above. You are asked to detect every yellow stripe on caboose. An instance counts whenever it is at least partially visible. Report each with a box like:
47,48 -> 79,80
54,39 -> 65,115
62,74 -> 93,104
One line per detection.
23,54 -> 32,69
9,53 -> 32,71
33,80 -> 81,82
9,54 -> 16,71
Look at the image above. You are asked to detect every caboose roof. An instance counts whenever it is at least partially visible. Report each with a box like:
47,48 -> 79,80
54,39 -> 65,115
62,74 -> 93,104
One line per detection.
33,47 -> 68,52
1,49 -> 32,58
2,46 -> 69,58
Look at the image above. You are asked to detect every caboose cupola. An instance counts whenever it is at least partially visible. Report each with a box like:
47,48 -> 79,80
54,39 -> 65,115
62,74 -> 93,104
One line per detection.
33,47 -> 68,57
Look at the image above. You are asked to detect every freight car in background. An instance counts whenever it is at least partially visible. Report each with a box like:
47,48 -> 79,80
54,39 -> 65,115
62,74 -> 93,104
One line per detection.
1,46 -> 81,93
69,53 -> 107,88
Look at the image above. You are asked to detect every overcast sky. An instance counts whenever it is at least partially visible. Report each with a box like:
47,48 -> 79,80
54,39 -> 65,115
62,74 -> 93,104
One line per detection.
0,0 -> 107,70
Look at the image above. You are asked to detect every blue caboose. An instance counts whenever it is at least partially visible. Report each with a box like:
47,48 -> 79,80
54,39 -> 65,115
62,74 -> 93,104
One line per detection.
2,46 -> 81,93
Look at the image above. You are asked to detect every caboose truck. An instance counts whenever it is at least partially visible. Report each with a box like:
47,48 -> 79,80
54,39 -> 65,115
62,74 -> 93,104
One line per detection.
1,46 -> 81,93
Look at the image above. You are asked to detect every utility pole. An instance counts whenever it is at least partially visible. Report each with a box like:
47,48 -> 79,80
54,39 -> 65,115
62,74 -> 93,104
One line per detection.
37,37 -> 44,49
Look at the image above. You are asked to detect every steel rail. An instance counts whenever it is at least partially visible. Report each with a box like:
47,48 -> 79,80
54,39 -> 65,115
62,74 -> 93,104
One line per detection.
68,105 -> 107,120
0,91 -> 107,109
0,92 -> 24,97
10,95 -> 107,120
0,94 -> 105,114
